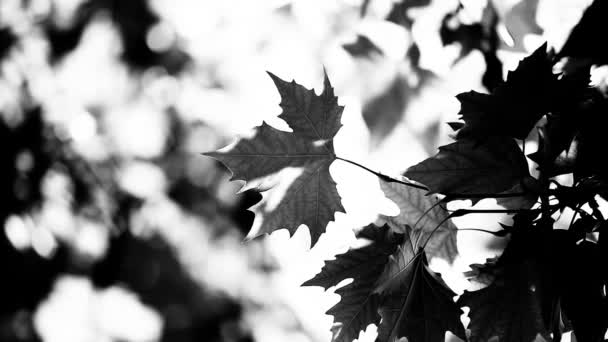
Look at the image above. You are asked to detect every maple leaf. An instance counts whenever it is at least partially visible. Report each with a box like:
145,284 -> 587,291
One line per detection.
404,136 -> 529,195
379,177 -> 458,263
204,72 -> 345,246
374,230 -> 466,342
302,224 -> 401,342
454,43 -> 556,140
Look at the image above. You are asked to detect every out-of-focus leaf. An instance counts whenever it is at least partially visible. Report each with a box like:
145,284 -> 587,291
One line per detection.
362,76 -> 407,146
342,34 -> 383,59
302,225 -> 401,342
440,3 -> 502,90
404,136 -> 529,195
0,26 -> 17,62
386,0 -> 431,30
499,0 -> 543,52
379,177 -> 458,263
205,72 -> 345,246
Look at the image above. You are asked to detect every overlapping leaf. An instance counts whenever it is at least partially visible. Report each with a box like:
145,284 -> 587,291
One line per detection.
454,43 -> 556,140
374,230 -> 466,342
205,72 -> 345,246
459,228 -> 579,342
404,136 -> 529,195
561,240 -> 608,342
302,225 -> 401,342
459,259 -> 551,342
379,178 -> 458,263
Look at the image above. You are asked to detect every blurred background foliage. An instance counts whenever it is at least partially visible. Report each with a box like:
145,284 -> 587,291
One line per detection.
0,0 -> 605,341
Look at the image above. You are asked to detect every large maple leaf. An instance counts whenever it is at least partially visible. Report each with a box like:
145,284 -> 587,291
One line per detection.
302,225 -> 401,342
204,72 -> 345,246
374,230 -> 466,342
379,177 -> 458,263
404,136 -> 529,195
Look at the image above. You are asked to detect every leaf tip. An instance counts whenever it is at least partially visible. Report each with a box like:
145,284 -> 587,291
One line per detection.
266,70 -> 288,87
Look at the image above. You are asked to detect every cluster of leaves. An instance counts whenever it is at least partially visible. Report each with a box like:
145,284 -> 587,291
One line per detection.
206,3 -> 608,342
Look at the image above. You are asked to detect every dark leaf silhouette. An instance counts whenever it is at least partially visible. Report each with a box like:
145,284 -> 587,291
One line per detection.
459,259 -> 551,342
571,95 -> 608,182
205,72 -> 345,246
559,0 -> 608,64
561,240 -> 608,342
404,136 -> 529,195
454,43 -> 555,140
459,229 -> 552,342
461,227 -> 580,342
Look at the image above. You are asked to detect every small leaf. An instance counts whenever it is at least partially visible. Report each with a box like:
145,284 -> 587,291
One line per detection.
204,72 -> 345,246
404,136 -> 529,195
302,225 -> 401,342
379,177 -> 458,263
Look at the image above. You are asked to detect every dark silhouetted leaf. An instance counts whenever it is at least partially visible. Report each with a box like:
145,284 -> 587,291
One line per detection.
404,136 -> 529,195
559,0 -> 608,64
205,72 -> 345,246
454,43 -> 556,140
461,227 -> 579,342
561,241 -> 608,342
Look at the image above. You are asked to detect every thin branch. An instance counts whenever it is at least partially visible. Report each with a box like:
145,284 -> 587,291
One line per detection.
443,192 -> 528,200
335,156 -> 427,190
450,207 -> 545,218
458,228 -> 509,236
